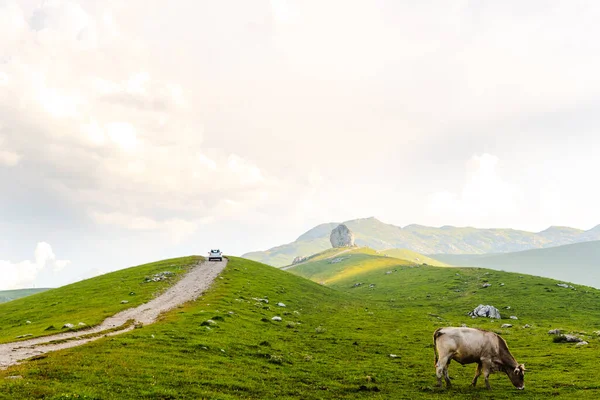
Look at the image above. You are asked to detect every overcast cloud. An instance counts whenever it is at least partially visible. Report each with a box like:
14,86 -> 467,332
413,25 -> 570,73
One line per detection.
1,0 -> 600,289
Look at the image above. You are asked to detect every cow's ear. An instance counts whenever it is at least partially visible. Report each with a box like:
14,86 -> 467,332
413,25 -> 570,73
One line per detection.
520,364 -> 526,371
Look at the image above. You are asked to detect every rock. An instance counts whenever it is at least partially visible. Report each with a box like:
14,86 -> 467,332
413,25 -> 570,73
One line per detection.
389,354 -> 399,358
548,329 -> 562,335
369,284 -> 375,288
524,324 -> 531,328
252,298 -> 269,304
329,257 -> 346,264
593,331 -> 600,336
129,292 -> 136,296
505,306 -> 511,310
201,319 -> 217,326
510,316 -> 518,320
78,322 -> 86,326
353,283 -> 363,287
561,334 -> 583,343
271,316 -> 282,322
501,324 -> 513,328
120,300 -> 129,304
292,256 -> 307,265
557,283 -> 575,289
330,224 -> 355,248
469,305 -> 501,319
62,323 -> 75,329
16,334 -> 33,339
482,283 -> 492,288
277,302 -> 286,307
500,283 -> 505,286
385,271 -> 393,275
25,321 -> 31,324
144,271 -> 174,283
576,341 -> 589,346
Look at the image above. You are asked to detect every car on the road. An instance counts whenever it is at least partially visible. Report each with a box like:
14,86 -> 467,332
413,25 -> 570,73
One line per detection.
208,249 -> 223,261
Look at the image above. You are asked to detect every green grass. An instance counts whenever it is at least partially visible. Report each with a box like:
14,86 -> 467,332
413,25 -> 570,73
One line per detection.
0,256 -> 200,344
0,288 -> 51,303
287,247 -> 414,284
378,249 -> 451,267
1,256 -> 600,399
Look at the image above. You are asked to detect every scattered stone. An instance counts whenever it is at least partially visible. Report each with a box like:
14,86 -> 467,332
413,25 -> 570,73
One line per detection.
201,319 -> 217,326
293,311 -> 300,315
481,283 -> 492,288
369,284 -> 375,288
78,322 -> 86,326
144,271 -> 174,283
524,324 -> 531,328
329,257 -> 346,264
500,283 -> 505,286
252,298 -> 269,304
389,354 -> 399,358
501,324 -> 513,328
277,302 -> 286,307
557,283 -> 575,289
510,316 -> 518,320
120,300 -> 129,304
593,331 -> 600,336
505,306 -> 511,310
129,292 -> 136,296
385,271 -> 393,275
16,334 -> 33,339
25,321 -> 31,324
292,256 -> 308,265
548,329 -> 562,335
271,316 -> 282,322
469,304 -> 501,319
5,376 -> 23,380
576,341 -> 589,346
228,311 -> 235,315
62,323 -> 74,329
330,224 -> 356,248
353,283 -> 363,287
556,334 -> 583,343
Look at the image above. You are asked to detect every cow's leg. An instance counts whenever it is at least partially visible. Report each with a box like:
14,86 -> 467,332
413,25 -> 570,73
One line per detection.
471,363 -> 482,387
435,354 -> 452,388
483,368 -> 491,390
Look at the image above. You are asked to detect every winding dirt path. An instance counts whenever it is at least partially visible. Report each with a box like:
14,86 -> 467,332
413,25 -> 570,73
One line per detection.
0,259 -> 227,370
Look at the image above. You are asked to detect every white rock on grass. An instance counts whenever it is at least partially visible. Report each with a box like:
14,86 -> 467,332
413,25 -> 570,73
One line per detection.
272,316 -> 282,322
469,305 -> 501,319
576,341 -> 589,346
548,329 -> 562,335
62,323 -> 74,329
121,300 -> 129,304
510,316 -> 518,320
78,322 -> 86,326
501,324 -> 513,328
389,354 -> 399,358
277,303 -> 286,307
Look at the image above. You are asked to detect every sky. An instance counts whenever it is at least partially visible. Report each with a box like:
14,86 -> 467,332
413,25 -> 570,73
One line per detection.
2,0 -> 600,290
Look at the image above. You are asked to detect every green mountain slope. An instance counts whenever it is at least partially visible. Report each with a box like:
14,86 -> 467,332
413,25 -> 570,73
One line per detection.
242,217 -> 600,267
0,256 -> 199,344
379,248 -> 451,266
0,288 -> 50,304
432,240 -> 600,289
1,257 -> 600,398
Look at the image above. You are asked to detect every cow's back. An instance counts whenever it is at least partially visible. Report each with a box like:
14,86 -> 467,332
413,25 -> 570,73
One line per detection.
435,327 -> 499,364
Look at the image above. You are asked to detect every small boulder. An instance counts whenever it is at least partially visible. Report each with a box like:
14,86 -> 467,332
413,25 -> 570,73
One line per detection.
469,305 -> 501,319
121,300 -> 129,304
557,283 -> 575,289
292,256 -> 307,265
576,341 -> 589,346
78,322 -> 86,327
501,324 -> 513,328
510,316 -> 518,320
524,324 -> 531,328
389,354 -> 399,358
25,321 -> 31,324
201,319 -> 217,326
271,316 -> 282,322
482,283 -> 492,288
548,329 -> 562,335
62,323 -> 74,329
277,303 -> 286,307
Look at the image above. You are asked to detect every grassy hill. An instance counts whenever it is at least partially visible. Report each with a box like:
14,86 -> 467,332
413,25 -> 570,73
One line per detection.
0,256 -> 199,344
2,256 -> 600,398
0,288 -> 50,304
242,217 -> 600,267
378,249 -> 451,267
432,240 -> 600,289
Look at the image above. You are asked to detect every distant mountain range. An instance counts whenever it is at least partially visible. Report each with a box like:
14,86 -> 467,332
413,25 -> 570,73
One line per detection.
433,240 -> 600,288
0,288 -> 50,303
242,217 -> 600,267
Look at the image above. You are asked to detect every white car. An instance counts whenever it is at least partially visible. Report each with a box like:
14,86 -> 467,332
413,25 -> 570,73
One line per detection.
208,249 -> 223,261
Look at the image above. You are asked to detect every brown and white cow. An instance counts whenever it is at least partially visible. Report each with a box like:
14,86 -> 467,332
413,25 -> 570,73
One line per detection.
433,327 -> 525,390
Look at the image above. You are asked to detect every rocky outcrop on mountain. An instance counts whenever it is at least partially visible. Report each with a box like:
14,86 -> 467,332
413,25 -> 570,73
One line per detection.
330,224 -> 355,248
469,304 -> 501,319
292,256 -> 307,265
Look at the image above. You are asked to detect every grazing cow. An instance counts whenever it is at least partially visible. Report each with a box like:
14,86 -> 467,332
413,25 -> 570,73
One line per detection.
433,327 -> 525,390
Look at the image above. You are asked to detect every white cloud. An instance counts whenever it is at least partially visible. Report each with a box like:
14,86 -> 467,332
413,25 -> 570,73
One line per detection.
0,242 -> 70,290
427,154 -> 520,227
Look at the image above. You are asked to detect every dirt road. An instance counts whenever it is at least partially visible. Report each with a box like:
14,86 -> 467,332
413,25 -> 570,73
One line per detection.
0,258 -> 227,369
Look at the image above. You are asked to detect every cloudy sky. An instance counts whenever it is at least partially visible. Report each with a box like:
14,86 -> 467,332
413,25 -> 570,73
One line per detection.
2,0 -> 600,290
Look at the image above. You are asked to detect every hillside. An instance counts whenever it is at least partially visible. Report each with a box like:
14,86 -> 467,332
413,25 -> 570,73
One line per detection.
2,256 -> 600,398
432,240 -> 600,289
242,217 -> 600,267
0,288 -> 50,304
378,248 -> 451,267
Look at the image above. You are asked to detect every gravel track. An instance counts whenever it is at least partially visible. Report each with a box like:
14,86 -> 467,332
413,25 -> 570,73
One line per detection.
0,258 -> 227,369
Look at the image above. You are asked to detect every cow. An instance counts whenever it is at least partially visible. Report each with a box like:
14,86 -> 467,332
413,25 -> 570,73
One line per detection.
433,327 -> 525,390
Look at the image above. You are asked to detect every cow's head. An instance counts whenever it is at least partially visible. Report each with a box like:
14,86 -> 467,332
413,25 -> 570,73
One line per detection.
507,364 -> 526,390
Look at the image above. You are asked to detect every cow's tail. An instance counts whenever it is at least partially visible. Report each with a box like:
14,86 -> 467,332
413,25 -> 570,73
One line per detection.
433,328 -> 444,367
